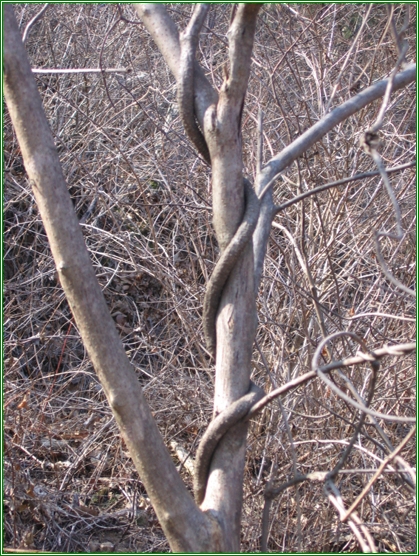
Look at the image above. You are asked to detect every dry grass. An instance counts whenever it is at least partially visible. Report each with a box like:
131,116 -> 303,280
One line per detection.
3,4 -> 416,553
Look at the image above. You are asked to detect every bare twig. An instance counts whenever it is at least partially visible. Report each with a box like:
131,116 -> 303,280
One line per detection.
312,333 -> 415,423
247,342 -> 416,420
261,461 -> 277,552
32,67 -> 130,74
325,480 -> 377,553
370,6 -> 410,133
273,161 -> 416,213
325,4 -> 373,112
22,3 -> 49,44
374,234 -> 416,298
342,425 -> 416,522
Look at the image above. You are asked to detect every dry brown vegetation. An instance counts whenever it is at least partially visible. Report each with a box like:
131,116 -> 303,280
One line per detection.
3,4 -> 416,553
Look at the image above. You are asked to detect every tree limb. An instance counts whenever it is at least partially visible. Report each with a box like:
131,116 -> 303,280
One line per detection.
253,63 -> 416,291
135,3 -> 217,128
262,64 -> 416,188
246,342 -> 416,420
178,4 -> 211,165
3,5 -> 216,552
22,3 -> 49,44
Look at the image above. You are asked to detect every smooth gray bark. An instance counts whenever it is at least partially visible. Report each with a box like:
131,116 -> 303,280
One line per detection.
136,4 -> 262,549
252,63 -> 416,292
3,5 -> 219,552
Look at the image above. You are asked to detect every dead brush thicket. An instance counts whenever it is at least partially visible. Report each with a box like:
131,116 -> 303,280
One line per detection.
3,4 -> 416,553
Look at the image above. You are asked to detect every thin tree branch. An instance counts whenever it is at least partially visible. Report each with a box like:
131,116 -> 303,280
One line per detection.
135,3 -> 217,128
253,63 -> 416,290
22,3 -> 49,44
261,461 -> 277,552
370,5 -> 410,133
325,480 -> 377,553
246,342 -> 416,421
342,425 -> 416,522
32,67 -> 130,74
259,64 -> 416,199
273,161 -> 416,213
325,4 -> 373,112
360,134 -> 415,299
374,234 -> 416,298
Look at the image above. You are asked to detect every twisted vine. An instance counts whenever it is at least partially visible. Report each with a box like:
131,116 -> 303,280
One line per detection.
178,11 -> 263,505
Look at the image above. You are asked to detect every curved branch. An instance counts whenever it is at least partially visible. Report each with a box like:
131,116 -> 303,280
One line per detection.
178,4 -> 211,165
135,3 -> 217,129
261,63 -> 416,192
312,335 -> 415,423
246,342 -> 416,421
253,63 -> 416,290
22,3 -> 49,44
194,381 -> 264,505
